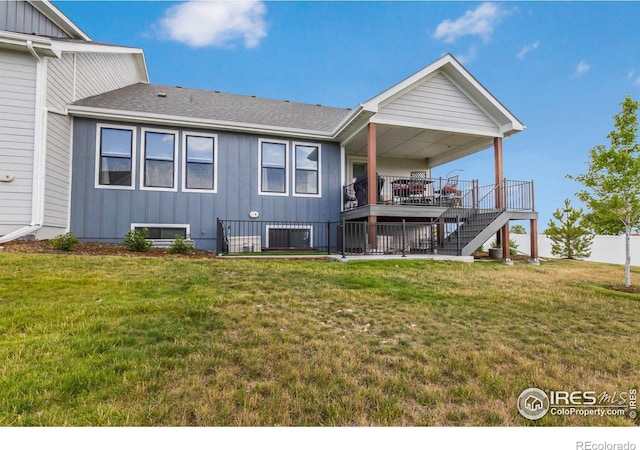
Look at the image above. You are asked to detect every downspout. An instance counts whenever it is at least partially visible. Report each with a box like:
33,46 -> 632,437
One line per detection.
0,41 -> 47,243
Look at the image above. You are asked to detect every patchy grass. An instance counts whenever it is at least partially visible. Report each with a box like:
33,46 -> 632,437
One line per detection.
0,254 -> 638,426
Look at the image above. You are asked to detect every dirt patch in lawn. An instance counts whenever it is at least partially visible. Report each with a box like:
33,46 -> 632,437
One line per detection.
606,284 -> 640,294
0,239 -> 216,259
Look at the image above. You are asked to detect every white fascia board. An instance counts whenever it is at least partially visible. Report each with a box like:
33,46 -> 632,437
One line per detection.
370,116 -> 503,139
443,57 -> 525,132
52,40 -> 149,83
28,0 -> 92,41
362,54 -> 455,112
330,104 -> 364,136
67,106 -> 336,141
0,31 -> 60,57
52,40 -> 144,54
361,53 -> 525,135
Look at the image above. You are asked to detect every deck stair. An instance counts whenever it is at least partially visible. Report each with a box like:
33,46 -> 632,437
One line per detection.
438,208 -> 507,256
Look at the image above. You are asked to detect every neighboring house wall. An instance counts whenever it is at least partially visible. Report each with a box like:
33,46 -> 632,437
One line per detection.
39,51 -> 146,238
0,49 -> 36,234
376,72 -> 500,134
70,118 -> 342,250
0,0 -> 70,38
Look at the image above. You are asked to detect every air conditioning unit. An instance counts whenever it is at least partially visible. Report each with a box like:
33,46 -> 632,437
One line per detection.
227,236 -> 262,253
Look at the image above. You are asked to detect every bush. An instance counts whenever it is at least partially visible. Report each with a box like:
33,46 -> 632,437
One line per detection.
167,234 -> 193,255
123,228 -> 152,252
49,232 -> 79,251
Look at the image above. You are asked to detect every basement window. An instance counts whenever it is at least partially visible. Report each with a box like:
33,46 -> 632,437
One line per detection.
133,225 -> 188,239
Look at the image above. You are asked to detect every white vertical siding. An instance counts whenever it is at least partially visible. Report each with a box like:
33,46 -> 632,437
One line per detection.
377,72 -> 500,134
74,53 -> 142,101
0,1 -> 70,38
0,50 -> 36,226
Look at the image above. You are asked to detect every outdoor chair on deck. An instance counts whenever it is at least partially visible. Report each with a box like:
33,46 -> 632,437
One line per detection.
434,175 -> 461,206
409,171 -> 430,204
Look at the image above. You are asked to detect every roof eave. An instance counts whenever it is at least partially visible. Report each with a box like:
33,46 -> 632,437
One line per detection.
67,106 -> 337,140
0,30 -> 60,57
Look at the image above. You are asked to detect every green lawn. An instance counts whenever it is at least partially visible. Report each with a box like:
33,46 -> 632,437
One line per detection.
0,253 -> 638,426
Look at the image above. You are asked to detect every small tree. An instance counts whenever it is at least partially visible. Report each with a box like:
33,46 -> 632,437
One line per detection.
569,95 -> 640,286
510,224 -> 526,234
544,199 -> 593,259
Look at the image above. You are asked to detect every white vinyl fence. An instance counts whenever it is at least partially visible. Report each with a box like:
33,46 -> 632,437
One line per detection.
503,234 -> 640,266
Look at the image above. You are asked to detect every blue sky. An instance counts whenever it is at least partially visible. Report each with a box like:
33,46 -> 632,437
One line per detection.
55,1 -> 640,229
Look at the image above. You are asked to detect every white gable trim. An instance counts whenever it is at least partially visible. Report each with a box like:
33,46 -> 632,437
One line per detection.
361,54 -> 524,134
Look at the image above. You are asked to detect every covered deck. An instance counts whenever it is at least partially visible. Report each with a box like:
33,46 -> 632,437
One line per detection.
334,55 -> 538,262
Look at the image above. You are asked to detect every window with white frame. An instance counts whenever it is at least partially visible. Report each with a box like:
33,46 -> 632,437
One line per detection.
141,129 -> 178,191
183,132 -> 217,192
259,140 -> 288,195
294,143 -> 321,196
132,224 -> 190,240
96,125 -> 136,189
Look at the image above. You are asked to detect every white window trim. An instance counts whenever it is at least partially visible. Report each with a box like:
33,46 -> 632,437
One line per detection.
139,127 -> 179,192
131,223 -> 191,238
265,224 -> 313,248
181,131 -> 218,193
292,142 -> 322,198
258,138 -> 289,196
346,155 -> 368,182
94,123 -> 137,190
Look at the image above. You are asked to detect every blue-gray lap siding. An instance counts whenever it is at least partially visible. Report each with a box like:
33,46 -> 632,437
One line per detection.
70,118 -> 342,250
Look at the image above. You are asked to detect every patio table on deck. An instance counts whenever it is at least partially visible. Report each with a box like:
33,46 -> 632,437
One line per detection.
392,178 -> 434,204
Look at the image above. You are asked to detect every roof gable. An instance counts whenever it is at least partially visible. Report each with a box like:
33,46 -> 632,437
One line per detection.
376,71 -> 500,135
362,54 -> 523,137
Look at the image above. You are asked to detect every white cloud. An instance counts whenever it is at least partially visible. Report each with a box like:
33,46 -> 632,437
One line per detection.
575,60 -> 591,76
456,47 -> 478,65
156,1 -> 267,49
516,41 -> 539,60
434,2 -> 507,44
634,76 -> 640,87
627,70 -> 635,80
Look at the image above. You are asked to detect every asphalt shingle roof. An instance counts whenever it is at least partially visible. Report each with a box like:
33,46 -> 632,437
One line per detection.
72,83 -> 353,134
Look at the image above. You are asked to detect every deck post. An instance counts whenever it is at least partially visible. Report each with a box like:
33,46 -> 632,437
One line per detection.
529,218 -> 540,265
367,123 -> 377,249
401,219 -> 406,257
494,137 -> 507,256
341,219 -> 346,259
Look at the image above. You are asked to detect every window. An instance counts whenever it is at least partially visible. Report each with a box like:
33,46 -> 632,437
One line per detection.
132,224 -> 190,240
266,225 -> 313,249
95,124 -> 136,189
141,128 -> 178,191
294,143 -> 321,196
183,132 -> 217,192
259,139 -> 288,195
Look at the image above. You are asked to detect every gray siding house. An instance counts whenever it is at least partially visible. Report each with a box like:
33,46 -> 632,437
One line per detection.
0,1 -> 539,262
